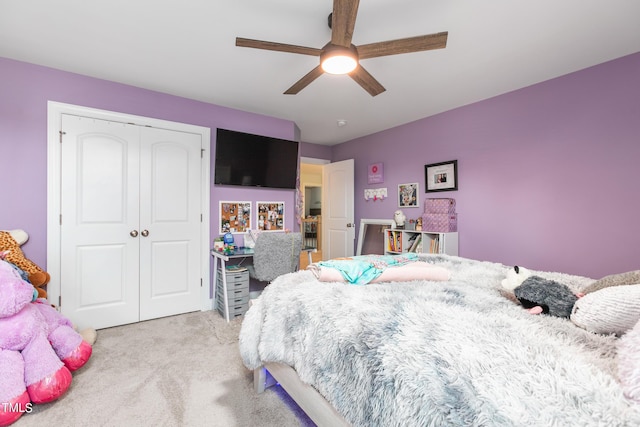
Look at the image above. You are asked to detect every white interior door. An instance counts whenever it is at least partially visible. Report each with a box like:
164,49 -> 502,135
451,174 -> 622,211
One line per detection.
138,127 -> 202,321
60,115 -> 141,330
322,159 -> 355,260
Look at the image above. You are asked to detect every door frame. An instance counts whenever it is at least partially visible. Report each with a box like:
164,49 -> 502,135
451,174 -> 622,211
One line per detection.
46,101 -> 211,311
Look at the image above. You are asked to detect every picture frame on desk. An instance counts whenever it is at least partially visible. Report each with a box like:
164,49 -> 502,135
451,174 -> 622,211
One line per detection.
425,160 -> 458,193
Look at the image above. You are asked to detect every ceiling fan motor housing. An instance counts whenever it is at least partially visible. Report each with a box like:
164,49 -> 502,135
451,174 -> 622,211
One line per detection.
320,43 -> 359,74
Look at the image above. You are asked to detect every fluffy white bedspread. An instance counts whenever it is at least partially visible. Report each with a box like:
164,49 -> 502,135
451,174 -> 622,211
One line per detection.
239,255 -> 640,426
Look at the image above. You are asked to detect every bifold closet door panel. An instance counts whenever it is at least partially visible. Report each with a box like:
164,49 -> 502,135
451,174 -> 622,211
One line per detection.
138,126 -> 203,321
60,114 -> 141,330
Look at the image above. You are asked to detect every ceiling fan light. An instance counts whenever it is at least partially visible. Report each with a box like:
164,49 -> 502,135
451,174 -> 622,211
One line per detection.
322,55 -> 357,74
321,44 -> 358,75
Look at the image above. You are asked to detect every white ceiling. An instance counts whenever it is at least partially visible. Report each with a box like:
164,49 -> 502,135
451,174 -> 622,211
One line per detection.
2,1 -> 639,146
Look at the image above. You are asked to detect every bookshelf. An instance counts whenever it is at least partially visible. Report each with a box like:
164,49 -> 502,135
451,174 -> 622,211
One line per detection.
384,229 -> 458,256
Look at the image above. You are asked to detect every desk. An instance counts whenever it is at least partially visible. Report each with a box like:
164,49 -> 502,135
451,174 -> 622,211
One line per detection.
211,247 -> 316,322
211,248 -> 254,322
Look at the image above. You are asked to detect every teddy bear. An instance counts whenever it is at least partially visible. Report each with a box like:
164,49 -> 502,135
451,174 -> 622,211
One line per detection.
501,265 -> 580,318
0,259 -> 92,426
0,230 -> 50,298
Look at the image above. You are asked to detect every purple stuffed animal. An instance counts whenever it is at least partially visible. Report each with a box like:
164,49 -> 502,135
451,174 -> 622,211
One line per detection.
0,259 -> 91,426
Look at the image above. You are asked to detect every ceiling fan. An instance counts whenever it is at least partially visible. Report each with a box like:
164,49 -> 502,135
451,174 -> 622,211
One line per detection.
236,0 -> 448,96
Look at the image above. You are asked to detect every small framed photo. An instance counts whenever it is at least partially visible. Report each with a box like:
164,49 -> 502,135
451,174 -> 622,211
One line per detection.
398,183 -> 419,207
220,201 -> 252,234
425,160 -> 458,192
257,202 -> 285,231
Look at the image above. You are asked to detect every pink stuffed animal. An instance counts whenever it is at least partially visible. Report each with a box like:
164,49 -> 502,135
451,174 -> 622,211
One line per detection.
33,299 -> 92,371
0,260 -> 91,426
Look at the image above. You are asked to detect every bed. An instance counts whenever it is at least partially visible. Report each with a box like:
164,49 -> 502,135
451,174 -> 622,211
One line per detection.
239,254 -> 640,426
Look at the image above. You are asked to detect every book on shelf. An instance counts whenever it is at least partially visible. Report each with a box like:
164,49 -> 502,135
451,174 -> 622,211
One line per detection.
429,237 -> 440,254
409,235 -> 422,253
387,231 -> 395,252
388,230 -> 403,252
225,265 -> 247,272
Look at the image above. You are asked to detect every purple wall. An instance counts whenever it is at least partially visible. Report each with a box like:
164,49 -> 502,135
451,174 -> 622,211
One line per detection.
3,53 -> 638,280
0,57 -> 298,268
300,141 -> 332,161
333,52 -> 640,279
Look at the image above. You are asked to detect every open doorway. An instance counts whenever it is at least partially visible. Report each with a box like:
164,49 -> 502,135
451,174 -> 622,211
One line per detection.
300,159 -> 327,268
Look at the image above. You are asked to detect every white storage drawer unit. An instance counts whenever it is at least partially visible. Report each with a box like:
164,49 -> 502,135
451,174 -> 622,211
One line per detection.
215,268 -> 250,318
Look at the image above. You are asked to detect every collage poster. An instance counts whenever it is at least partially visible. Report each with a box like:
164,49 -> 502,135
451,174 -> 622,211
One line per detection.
257,202 -> 285,231
219,201 -> 251,233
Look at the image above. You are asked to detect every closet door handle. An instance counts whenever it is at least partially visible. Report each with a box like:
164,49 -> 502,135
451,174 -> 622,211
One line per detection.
141,230 -> 149,237
130,230 -> 139,237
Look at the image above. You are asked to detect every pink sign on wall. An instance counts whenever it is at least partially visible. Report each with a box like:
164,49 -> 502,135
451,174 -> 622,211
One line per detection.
368,162 -> 384,184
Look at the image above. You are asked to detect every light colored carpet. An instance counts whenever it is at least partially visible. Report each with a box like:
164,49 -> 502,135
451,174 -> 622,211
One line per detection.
15,311 -> 315,427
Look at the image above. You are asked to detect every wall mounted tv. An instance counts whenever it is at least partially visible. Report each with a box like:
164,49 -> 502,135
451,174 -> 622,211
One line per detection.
214,128 -> 299,189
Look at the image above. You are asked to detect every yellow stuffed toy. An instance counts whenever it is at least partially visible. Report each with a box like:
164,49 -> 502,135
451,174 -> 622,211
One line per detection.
0,230 -> 50,298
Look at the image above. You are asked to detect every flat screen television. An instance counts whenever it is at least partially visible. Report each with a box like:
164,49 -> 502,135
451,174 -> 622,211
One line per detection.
214,128 -> 299,189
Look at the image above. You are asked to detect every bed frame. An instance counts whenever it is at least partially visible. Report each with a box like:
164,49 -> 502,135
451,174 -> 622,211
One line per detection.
254,363 -> 349,426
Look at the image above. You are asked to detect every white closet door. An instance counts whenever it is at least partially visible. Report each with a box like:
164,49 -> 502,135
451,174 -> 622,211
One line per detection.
60,115 -> 141,330
138,127 -> 202,320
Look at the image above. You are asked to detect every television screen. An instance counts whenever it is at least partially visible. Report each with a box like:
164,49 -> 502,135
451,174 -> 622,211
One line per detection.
214,128 -> 299,189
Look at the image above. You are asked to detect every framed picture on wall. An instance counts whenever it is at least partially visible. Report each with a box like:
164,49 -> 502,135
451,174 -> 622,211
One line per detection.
367,162 -> 384,184
257,202 -> 285,231
398,183 -> 419,207
219,201 -> 251,234
425,160 -> 458,192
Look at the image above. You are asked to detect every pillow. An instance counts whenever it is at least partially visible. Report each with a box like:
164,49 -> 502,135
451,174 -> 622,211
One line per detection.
570,284 -> 640,336
618,320 -> 640,403
582,270 -> 640,294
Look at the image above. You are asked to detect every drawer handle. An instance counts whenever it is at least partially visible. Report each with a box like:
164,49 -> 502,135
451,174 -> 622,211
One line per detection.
234,290 -> 242,294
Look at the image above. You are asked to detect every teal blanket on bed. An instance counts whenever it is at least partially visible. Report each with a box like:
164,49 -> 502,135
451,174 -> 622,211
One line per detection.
316,253 -> 419,285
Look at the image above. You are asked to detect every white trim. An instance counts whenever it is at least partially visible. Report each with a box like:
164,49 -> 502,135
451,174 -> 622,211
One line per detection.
300,156 -> 330,165
46,101 -> 212,312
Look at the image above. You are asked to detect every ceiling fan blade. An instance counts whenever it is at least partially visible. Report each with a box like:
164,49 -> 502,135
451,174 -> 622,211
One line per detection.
331,0 -> 360,47
349,65 -> 386,97
284,66 -> 325,95
236,37 -> 321,56
357,32 -> 448,59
